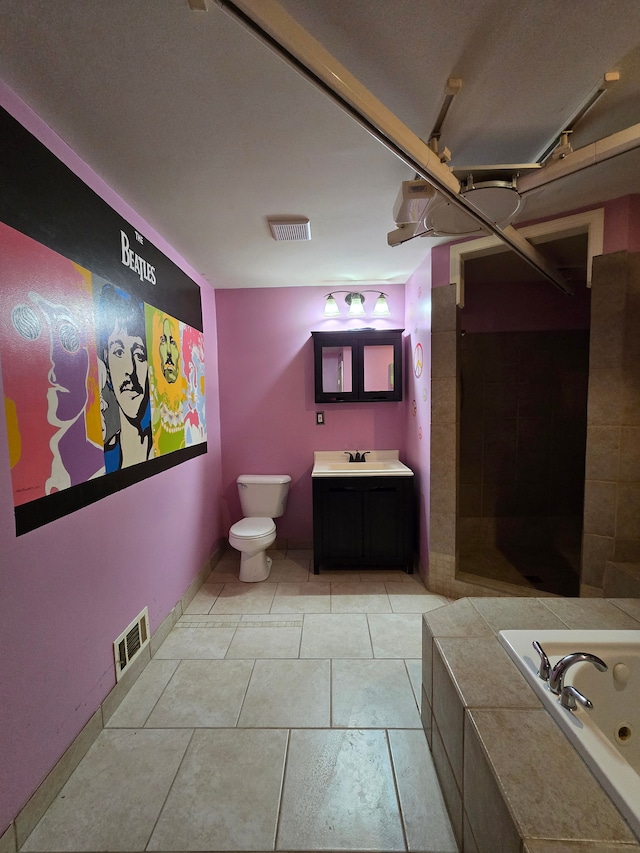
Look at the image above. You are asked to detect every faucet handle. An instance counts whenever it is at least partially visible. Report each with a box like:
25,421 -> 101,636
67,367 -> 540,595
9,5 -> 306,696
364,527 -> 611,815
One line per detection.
344,451 -> 355,462
532,640 -> 551,682
560,684 -> 594,711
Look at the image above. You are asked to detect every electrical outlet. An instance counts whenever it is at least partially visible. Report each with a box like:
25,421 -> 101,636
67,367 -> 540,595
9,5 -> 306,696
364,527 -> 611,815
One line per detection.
316,411 -> 325,425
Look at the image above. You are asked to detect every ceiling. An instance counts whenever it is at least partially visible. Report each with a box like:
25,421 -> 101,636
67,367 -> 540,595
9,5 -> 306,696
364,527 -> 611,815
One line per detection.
1,0 -> 640,292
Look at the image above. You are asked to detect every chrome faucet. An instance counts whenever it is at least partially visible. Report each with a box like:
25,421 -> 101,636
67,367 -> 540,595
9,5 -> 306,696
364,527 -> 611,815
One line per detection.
548,651 -> 608,696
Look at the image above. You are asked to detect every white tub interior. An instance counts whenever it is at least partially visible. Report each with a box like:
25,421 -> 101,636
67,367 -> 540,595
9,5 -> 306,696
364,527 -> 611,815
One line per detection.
499,629 -> 640,838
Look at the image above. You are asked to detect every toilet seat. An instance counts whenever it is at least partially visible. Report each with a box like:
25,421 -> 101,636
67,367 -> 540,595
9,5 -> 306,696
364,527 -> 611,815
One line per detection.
229,517 -> 275,539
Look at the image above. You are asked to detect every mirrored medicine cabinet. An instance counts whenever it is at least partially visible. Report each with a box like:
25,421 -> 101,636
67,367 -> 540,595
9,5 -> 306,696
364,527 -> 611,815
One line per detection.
311,329 -> 403,403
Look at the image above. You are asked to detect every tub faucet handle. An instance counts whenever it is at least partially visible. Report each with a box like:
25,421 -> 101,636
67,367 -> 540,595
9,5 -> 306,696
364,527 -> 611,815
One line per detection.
344,451 -> 356,462
560,684 -> 594,712
532,640 -> 551,682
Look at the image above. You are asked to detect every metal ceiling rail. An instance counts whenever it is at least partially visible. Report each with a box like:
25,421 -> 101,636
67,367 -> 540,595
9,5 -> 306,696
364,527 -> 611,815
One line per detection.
218,0 -> 572,295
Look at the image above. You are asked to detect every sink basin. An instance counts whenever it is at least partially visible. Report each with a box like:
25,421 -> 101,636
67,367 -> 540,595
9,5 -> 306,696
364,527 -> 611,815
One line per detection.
325,461 -> 402,472
312,451 -> 413,477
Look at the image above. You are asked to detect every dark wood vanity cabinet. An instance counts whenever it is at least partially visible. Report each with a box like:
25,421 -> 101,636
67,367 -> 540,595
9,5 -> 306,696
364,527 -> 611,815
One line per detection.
312,476 -> 414,573
311,329 -> 403,403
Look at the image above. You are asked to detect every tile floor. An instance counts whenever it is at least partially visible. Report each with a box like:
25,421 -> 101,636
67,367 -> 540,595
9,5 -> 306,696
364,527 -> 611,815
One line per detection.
21,550 -> 457,853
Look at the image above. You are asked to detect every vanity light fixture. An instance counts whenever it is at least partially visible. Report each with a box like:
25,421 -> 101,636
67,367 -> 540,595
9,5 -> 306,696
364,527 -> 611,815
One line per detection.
323,290 -> 391,318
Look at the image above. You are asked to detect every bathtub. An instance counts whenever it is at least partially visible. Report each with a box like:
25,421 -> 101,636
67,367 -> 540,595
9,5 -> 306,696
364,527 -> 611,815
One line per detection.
498,629 -> 640,839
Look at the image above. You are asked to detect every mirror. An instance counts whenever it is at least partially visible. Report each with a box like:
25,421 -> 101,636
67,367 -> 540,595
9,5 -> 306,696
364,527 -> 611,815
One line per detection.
321,345 -> 353,393
363,344 -> 394,392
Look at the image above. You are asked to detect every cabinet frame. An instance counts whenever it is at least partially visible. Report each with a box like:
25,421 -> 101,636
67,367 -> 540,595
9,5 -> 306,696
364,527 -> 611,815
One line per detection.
311,329 -> 403,403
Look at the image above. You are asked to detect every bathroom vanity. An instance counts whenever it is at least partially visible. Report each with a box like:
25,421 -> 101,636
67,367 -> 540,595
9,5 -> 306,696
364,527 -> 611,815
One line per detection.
311,451 -> 414,573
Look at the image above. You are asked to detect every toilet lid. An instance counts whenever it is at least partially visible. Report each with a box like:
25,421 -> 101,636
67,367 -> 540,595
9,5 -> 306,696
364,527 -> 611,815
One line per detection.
230,517 -> 275,539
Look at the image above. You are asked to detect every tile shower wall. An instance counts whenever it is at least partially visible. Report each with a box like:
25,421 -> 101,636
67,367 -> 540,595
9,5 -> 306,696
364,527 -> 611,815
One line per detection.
459,330 -> 589,553
583,250 -> 640,593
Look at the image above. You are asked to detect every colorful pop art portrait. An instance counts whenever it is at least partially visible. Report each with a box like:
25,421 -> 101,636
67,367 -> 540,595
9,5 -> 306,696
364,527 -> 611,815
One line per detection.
145,305 -> 187,456
181,324 -> 206,446
0,222 -> 104,505
95,281 -> 154,472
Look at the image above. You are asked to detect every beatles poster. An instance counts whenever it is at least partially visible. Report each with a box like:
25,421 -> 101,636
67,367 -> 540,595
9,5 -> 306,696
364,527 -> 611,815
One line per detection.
0,107 -> 207,534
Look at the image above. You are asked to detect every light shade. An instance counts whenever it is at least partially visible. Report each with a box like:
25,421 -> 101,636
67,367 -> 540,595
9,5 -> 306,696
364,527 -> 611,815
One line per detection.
323,294 -> 340,317
372,293 -> 391,316
346,292 -> 365,317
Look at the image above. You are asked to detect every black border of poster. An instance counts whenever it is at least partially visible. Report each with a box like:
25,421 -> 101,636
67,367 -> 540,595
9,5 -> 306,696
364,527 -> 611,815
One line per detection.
0,107 -> 207,535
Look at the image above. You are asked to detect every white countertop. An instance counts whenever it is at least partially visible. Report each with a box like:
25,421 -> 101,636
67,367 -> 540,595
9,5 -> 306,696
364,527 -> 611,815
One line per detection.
312,450 -> 414,477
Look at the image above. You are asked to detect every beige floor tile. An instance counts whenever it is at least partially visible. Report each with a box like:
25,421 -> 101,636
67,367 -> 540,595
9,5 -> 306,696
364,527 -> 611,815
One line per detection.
24,574 -> 461,853
368,612 -> 423,658
388,728 -> 458,852
208,558 -> 241,584
385,582 -> 449,613
405,658 -> 422,708
300,613 -> 373,658
267,546 -> 287,559
106,659 -> 179,728
21,729 -> 191,852
308,568 -> 362,581
271,581 -> 331,613
267,561 -> 312,581
277,728 -> 405,851
332,659 -> 422,728
238,659 -> 330,727
240,613 -> 303,623
330,580 -> 392,613
286,548 -> 313,561
145,659 -> 253,727
182,582 -> 224,614
209,581 -> 277,614
148,728 -> 287,852
225,623 -> 302,658
359,569 -> 412,582
153,624 -> 237,659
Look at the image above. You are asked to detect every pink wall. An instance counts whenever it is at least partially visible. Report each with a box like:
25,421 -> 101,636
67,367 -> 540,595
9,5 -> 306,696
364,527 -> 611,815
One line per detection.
460,278 -> 591,332
402,254 -> 433,578
603,195 -> 640,253
0,85 -> 224,834
215,285 -> 407,540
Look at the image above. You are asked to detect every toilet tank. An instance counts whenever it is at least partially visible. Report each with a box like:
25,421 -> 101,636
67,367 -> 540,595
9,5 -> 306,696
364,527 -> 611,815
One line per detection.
237,474 -> 291,518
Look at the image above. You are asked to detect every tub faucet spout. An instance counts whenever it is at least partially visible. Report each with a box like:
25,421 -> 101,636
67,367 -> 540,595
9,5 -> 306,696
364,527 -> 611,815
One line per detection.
549,652 -> 608,696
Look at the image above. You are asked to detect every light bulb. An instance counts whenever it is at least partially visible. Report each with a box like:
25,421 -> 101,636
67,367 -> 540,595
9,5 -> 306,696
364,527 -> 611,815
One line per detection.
347,292 -> 365,316
372,293 -> 391,316
323,294 -> 340,317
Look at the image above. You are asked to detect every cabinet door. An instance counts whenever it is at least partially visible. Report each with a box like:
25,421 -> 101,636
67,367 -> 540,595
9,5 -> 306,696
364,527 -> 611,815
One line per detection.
318,482 -> 363,561
362,483 -> 404,561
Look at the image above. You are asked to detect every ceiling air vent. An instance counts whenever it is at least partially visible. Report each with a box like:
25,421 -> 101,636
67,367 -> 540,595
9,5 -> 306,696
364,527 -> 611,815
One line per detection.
113,607 -> 149,681
267,217 -> 311,241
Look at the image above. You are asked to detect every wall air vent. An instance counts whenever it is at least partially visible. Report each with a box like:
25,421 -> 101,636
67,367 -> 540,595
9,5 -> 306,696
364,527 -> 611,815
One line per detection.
267,217 -> 311,241
113,607 -> 149,681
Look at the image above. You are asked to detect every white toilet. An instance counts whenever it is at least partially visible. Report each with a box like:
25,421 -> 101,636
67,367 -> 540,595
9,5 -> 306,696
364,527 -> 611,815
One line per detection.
228,474 -> 291,582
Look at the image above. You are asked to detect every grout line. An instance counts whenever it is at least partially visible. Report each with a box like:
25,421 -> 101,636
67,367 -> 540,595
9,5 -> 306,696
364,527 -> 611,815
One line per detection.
143,727 -> 196,851
139,659 -> 181,729
233,659 -> 257,727
273,728 -> 292,851
385,728 -> 410,852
